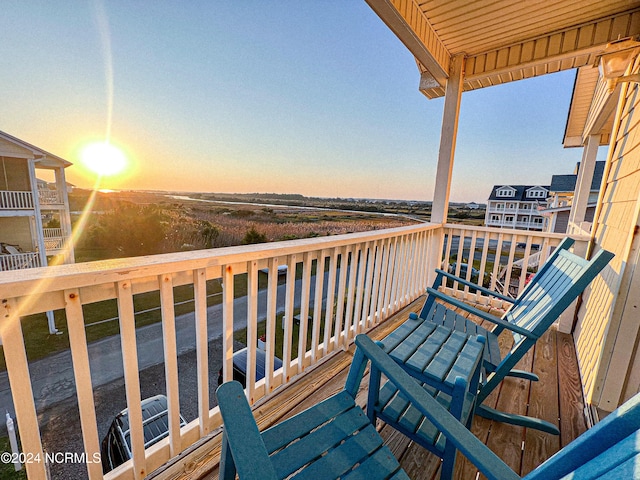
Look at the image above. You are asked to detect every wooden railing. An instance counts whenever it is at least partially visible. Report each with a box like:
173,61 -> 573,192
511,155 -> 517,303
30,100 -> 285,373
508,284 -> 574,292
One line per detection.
43,228 -> 65,250
0,252 -> 41,271
0,223 -> 586,480
38,189 -> 62,205
0,223 -> 442,480
0,190 -> 34,209
441,224 -> 586,301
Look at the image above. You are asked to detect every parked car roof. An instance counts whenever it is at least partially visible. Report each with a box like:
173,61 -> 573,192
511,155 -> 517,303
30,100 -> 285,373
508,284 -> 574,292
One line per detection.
232,347 -> 283,380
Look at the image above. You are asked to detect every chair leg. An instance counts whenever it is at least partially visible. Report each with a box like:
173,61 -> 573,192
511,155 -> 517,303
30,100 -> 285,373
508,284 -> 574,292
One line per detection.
440,444 -> 457,480
476,404 -> 560,435
219,433 -> 237,480
505,369 -> 539,381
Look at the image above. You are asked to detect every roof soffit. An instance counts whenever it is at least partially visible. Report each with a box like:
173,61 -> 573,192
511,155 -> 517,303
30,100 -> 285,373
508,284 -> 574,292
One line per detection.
0,131 -> 71,167
367,1 -> 640,99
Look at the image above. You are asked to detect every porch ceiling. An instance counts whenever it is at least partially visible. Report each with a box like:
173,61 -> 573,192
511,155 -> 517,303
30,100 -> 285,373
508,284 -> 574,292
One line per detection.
366,0 -> 640,99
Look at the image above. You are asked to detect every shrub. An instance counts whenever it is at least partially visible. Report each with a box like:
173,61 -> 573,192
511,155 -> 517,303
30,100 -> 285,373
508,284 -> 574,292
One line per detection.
242,226 -> 268,244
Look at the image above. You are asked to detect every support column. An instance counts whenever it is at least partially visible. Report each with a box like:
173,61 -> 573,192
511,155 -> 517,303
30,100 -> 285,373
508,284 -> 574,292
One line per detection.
28,160 -> 59,334
27,160 -> 47,269
568,134 -> 600,232
427,55 -> 464,286
431,54 -> 465,225
55,167 -> 75,264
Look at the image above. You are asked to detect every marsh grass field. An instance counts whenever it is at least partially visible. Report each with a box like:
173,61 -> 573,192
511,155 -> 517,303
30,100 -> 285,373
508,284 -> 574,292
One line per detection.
10,190 -> 485,369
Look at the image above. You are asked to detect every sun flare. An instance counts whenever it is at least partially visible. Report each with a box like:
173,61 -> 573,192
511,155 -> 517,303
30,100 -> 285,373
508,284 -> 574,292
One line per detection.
81,142 -> 128,176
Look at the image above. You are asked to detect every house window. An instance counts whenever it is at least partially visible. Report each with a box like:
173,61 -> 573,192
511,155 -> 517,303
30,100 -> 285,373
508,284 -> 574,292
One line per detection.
527,190 -> 547,198
533,217 -> 543,224
508,203 -> 515,209
491,215 -> 500,222
505,216 -> 514,222
497,189 -> 515,197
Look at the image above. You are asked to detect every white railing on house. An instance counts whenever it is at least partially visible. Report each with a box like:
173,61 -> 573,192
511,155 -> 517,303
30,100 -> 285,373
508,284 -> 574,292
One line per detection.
0,223 -> 442,480
0,190 -> 34,209
38,189 -> 63,205
43,228 -> 65,250
0,223 -> 585,480
0,252 -> 41,271
441,224 -> 586,300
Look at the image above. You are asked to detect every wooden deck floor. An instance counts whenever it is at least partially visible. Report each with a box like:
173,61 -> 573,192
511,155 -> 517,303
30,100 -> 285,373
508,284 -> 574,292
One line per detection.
189,297 -> 588,480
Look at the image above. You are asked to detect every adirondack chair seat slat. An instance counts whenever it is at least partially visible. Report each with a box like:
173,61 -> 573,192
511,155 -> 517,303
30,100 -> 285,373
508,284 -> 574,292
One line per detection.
375,380 -> 476,453
270,405 -> 371,478
289,424 -> 388,480
261,390 -> 354,453
409,304 -> 502,371
340,447 -> 411,480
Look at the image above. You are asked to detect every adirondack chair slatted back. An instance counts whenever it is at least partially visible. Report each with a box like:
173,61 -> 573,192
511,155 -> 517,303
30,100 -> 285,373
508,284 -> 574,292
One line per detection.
481,246 -> 614,401
505,250 -> 591,342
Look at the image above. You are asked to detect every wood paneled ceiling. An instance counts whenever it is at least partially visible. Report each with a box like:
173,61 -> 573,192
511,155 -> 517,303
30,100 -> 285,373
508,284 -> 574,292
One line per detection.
366,0 -> 640,98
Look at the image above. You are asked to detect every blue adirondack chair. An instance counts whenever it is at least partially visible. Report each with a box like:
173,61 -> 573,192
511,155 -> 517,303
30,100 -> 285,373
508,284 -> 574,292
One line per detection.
361,333 -> 640,480
381,238 -> 614,434
218,333 -> 484,480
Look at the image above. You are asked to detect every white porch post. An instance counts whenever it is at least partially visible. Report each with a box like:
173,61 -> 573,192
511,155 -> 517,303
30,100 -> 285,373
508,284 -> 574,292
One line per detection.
54,166 -> 75,264
28,160 -> 58,335
568,134 -> 599,232
431,54 -> 464,225
427,55 -> 464,285
27,160 -> 47,268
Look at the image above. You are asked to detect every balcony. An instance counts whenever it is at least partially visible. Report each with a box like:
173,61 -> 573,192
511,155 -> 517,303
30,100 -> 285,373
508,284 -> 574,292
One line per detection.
488,207 -> 517,213
43,227 -> 67,251
0,190 -> 34,210
0,223 -> 581,480
0,251 -> 41,271
0,189 -> 64,210
38,189 -> 63,206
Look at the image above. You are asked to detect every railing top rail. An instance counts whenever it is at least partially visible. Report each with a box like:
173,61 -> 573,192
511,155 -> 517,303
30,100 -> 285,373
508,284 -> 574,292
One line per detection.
444,223 -> 588,240
0,222 -> 439,299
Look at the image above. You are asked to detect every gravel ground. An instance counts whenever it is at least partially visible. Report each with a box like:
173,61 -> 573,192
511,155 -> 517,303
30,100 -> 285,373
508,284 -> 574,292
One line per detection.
38,336 -> 244,480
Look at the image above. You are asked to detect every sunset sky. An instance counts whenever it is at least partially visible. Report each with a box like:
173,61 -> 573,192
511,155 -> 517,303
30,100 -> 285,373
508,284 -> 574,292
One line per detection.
1,2 -> 603,202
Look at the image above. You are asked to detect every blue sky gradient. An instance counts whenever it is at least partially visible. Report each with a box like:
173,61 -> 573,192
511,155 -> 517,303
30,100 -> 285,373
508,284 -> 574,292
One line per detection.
1,2 -> 597,202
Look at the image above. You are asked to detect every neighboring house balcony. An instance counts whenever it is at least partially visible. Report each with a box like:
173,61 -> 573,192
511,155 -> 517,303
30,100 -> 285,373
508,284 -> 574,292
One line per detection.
488,206 -> 517,213
0,189 -> 64,210
0,249 -> 41,271
1,224 -> 585,480
43,227 -> 67,251
515,220 -> 545,230
37,188 -> 64,206
0,190 -> 34,210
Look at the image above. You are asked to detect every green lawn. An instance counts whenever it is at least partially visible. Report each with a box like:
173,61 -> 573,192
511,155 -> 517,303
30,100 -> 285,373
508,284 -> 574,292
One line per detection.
233,308 -> 336,362
0,437 -> 27,480
0,271 -> 288,371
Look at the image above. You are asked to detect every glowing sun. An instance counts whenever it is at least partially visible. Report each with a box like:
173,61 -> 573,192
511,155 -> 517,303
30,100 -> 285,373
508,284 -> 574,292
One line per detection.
81,142 -> 128,176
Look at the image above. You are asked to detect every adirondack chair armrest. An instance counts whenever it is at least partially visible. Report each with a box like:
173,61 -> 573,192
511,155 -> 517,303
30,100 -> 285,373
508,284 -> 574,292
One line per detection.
217,381 -> 278,480
356,334 -> 519,480
425,287 -> 535,339
434,269 -> 515,303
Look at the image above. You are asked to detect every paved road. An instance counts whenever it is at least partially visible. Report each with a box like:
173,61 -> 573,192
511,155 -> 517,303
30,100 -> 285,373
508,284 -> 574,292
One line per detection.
0,275 -> 313,420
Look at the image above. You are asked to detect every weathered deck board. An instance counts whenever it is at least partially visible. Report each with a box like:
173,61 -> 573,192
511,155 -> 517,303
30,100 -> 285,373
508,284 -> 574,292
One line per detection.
181,297 -> 586,480
557,330 -> 588,446
521,330 -> 560,475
